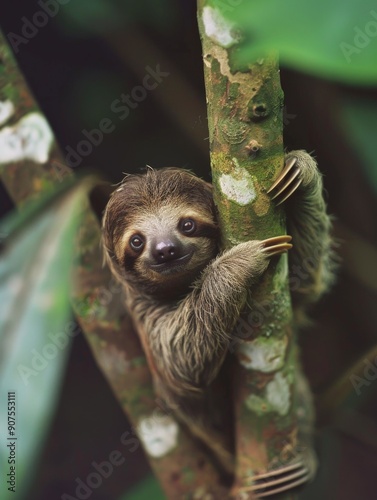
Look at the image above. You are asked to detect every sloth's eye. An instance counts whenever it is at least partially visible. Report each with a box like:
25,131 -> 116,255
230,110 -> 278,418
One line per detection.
180,218 -> 196,235
130,235 -> 145,251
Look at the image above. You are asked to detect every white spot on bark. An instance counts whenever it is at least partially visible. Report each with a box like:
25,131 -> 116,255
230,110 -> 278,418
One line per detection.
0,112 -> 54,164
0,100 -> 15,126
266,372 -> 291,416
237,336 -> 288,372
219,162 -> 256,205
202,6 -> 237,48
138,414 -> 179,458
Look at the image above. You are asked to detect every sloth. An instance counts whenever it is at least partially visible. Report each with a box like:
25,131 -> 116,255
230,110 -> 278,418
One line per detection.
102,150 -> 334,475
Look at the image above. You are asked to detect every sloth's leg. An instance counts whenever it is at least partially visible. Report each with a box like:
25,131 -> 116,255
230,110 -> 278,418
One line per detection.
268,150 -> 335,309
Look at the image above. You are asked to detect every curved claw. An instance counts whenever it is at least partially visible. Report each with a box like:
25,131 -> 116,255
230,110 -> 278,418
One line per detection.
268,156 -> 302,205
276,178 -> 303,206
261,235 -> 293,256
242,460 -> 311,498
270,168 -> 300,200
267,157 -> 297,194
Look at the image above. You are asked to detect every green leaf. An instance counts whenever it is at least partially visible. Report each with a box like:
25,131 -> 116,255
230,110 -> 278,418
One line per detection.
118,475 -> 165,500
215,0 -> 377,84
0,177 -> 96,500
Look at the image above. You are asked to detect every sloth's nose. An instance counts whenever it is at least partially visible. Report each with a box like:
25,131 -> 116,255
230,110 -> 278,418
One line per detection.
152,240 -> 181,263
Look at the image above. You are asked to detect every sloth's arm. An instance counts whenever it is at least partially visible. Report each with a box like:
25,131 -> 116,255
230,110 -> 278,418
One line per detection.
148,236 -> 291,394
269,151 -> 336,309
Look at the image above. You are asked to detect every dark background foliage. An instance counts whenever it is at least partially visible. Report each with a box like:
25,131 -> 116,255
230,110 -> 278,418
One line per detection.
1,1 -> 377,498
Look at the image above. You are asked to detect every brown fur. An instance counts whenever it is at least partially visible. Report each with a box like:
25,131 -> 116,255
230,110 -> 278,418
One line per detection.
101,155 -> 335,475
283,151 -> 337,319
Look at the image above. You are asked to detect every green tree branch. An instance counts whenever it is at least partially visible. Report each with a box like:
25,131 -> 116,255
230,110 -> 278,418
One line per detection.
197,2 -> 315,498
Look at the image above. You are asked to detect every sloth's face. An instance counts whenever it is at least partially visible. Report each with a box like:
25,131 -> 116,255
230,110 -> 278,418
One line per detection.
121,204 -> 218,297
103,168 -> 220,299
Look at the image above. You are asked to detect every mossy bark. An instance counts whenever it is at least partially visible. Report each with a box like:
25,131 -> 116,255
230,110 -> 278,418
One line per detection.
0,33 -> 71,202
198,2 -> 309,498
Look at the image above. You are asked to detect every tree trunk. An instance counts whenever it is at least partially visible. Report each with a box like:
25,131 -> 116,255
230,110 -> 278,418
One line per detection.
197,2 -> 314,498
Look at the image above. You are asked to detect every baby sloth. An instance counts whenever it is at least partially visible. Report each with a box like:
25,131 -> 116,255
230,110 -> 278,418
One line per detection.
102,151 -> 333,474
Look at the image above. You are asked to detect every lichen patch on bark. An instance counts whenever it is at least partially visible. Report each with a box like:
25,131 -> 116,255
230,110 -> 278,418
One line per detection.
219,163 -> 256,206
138,414 -> 179,458
0,112 -> 53,165
266,372 -> 291,416
245,371 -> 291,417
202,6 -> 238,48
236,335 -> 288,373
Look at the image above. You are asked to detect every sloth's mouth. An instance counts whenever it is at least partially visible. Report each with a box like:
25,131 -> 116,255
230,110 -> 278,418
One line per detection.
149,252 -> 193,275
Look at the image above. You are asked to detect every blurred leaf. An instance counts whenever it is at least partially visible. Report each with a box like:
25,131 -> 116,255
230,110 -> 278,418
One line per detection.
339,96 -> 377,194
58,0 -> 177,36
69,70 -> 126,125
217,0 -> 377,84
118,474 -> 165,500
59,0 -> 122,35
0,176 -> 97,500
